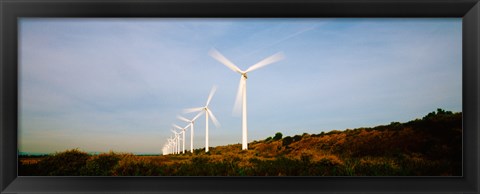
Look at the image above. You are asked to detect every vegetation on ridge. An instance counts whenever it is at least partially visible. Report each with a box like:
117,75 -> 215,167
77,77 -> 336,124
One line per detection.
19,109 -> 462,176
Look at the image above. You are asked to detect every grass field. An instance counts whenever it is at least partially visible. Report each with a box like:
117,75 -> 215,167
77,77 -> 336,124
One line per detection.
19,109 -> 462,176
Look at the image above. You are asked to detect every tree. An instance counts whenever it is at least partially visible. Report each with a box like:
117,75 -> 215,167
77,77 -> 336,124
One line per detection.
437,108 -> 446,115
293,135 -> 303,142
273,132 -> 283,140
423,108 -> 454,120
282,136 -> 293,147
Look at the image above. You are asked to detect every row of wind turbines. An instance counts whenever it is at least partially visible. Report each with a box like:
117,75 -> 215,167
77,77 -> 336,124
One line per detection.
162,48 -> 285,155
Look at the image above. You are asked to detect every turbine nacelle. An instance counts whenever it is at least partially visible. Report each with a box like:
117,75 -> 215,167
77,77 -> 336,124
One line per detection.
183,86 -> 220,128
177,111 -> 203,124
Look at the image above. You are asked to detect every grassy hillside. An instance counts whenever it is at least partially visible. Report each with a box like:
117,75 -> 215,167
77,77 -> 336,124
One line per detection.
19,109 -> 462,176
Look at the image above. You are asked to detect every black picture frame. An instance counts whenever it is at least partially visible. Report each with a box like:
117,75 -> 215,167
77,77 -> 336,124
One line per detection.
1,0 -> 479,193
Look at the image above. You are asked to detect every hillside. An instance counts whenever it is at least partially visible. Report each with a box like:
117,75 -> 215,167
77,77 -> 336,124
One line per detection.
19,109 -> 462,176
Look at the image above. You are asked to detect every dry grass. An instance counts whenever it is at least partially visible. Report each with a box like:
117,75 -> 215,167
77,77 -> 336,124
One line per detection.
19,158 -> 43,165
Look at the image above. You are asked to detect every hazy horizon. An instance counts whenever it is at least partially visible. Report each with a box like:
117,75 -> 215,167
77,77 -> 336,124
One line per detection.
19,18 -> 462,154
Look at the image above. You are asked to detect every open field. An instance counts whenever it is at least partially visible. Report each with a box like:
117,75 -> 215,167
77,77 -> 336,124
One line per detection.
19,109 -> 461,176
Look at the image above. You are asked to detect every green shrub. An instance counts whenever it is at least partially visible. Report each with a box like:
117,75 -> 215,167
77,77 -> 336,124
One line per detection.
282,136 -> 293,147
81,152 -> 121,176
112,155 -> 163,176
293,135 -> 303,142
36,149 -> 90,176
273,132 -> 283,141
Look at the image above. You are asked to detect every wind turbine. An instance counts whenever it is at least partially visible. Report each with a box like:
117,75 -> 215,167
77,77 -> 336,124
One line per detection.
209,49 -> 284,150
162,143 -> 167,155
167,137 -> 175,154
172,129 -> 183,154
162,143 -> 169,155
184,86 -> 220,152
173,124 -> 189,154
177,111 -> 204,153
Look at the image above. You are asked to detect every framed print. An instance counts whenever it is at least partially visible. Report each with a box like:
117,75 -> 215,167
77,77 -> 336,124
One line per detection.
1,0 -> 479,193
16,17 -> 464,177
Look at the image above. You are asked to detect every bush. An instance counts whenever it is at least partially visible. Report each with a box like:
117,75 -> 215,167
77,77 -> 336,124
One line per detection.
81,152 -> 121,176
354,157 -> 400,176
293,135 -> 303,142
112,155 -> 163,176
282,136 -> 293,147
273,132 -> 283,141
36,149 -> 90,176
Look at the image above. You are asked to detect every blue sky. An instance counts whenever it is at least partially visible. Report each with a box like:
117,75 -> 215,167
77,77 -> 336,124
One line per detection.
19,18 -> 462,154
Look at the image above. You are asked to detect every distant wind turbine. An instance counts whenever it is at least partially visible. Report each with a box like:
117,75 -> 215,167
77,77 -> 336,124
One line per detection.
209,49 -> 284,150
162,144 -> 166,155
168,137 -> 176,154
173,124 -> 189,154
177,111 -> 204,153
171,129 -> 182,154
184,86 -> 220,152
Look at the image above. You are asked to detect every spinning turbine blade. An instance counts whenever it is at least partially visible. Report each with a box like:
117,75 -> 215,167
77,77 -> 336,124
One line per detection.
233,76 -> 246,115
246,52 -> 285,73
192,111 -> 205,121
207,109 -> 220,127
209,49 -> 243,74
172,124 -> 182,130
177,115 -> 190,122
205,86 -> 217,107
184,107 -> 203,113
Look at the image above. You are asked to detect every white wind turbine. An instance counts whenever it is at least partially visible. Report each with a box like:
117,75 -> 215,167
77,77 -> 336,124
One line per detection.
170,137 -> 176,154
176,130 -> 183,154
173,124 -> 189,154
177,111 -> 204,153
162,143 -> 168,155
184,86 -> 220,152
209,49 -> 284,150
162,143 -> 166,155
167,137 -> 175,154
170,136 -> 176,154
171,130 -> 181,154
165,145 -> 170,155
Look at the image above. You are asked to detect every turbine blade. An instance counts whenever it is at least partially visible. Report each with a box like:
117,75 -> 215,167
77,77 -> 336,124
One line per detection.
209,48 -> 243,74
185,123 -> 192,129
183,107 -> 203,113
233,76 -> 245,116
177,115 -> 190,123
192,111 -> 205,121
207,109 -> 221,127
172,124 -> 182,130
205,86 -> 217,107
246,52 -> 285,73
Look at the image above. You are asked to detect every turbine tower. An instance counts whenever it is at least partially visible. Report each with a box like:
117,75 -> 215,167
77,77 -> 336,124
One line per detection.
184,86 -> 220,152
177,111 -> 204,153
209,49 -> 284,150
